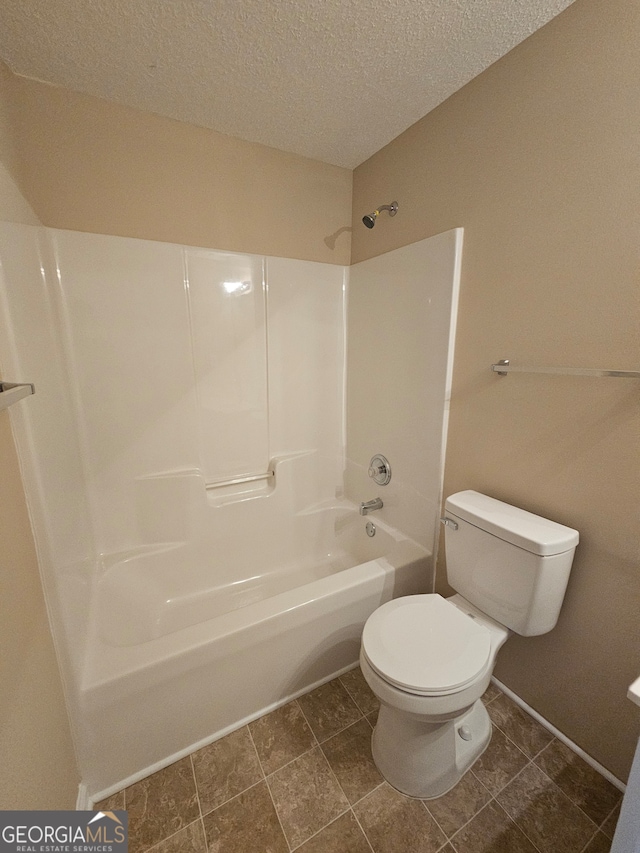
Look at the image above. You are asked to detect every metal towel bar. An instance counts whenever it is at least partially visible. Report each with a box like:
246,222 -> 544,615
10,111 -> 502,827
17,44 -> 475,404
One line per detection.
491,359 -> 640,379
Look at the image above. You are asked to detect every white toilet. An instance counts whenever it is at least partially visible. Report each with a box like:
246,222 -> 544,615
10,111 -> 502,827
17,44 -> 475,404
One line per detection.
360,490 -> 579,799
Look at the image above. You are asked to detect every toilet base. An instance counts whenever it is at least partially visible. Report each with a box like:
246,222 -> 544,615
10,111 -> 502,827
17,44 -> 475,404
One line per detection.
371,698 -> 491,799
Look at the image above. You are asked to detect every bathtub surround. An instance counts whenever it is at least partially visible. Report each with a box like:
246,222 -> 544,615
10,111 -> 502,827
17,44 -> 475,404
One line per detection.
0,224 -> 460,795
346,229 -> 462,554
352,0 -> 640,782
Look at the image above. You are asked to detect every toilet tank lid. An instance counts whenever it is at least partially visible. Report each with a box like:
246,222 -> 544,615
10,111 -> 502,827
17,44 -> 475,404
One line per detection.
445,491 -> 579,556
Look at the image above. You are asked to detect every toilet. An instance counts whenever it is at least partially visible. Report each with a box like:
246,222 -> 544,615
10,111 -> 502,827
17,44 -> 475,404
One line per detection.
360,490 -> 579,799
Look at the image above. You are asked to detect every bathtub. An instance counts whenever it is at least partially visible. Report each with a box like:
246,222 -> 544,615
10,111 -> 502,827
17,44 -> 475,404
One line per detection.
82,501 -> 430,799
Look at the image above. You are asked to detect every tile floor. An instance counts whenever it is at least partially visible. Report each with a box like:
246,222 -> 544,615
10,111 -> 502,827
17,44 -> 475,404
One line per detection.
95,671 -> 622,853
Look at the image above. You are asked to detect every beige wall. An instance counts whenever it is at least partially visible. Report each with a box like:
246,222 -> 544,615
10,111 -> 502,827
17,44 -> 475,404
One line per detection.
352,0 -> 639,780
1,61 -> 78,809
0,413 -> 79,808
1,62 -> 352,265
0,305 -> 79,806
0,64 -> 39,226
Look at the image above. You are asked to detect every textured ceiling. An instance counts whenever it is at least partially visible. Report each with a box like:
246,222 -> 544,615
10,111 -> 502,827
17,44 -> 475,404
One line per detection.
0,0 -> 575,168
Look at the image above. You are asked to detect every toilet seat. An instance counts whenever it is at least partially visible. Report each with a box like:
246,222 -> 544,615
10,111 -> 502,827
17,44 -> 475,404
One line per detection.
362,594 -> 492,696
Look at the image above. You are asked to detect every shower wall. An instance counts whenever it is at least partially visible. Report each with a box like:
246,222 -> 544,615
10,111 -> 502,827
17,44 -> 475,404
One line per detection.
0,224 -> 346,688
346,229 -> 463,554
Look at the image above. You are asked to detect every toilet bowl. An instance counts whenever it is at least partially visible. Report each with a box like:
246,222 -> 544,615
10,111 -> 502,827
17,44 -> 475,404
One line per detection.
360,490 -> 579,799
360,593 -> 509,798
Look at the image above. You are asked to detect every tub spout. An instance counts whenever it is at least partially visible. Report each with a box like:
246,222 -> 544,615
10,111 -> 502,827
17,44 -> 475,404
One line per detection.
360,497 -> 383,515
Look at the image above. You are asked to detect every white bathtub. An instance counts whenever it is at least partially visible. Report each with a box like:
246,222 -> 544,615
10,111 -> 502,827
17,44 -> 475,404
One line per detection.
82,503 -> 429,799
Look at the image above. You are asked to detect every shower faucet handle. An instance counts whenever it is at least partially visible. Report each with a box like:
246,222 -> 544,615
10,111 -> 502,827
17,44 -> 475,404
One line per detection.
368,454 -> 391,485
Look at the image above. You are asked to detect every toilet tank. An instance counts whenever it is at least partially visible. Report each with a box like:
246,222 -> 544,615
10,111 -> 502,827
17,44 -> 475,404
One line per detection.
443,491 -> 579,636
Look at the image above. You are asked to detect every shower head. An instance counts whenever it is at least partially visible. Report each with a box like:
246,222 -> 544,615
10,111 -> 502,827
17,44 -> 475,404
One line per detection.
362,201 -> 398,229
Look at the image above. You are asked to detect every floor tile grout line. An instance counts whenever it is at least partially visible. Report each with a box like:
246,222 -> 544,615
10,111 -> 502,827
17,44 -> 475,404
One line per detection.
469,767 -> 493,797
187,753 -> 208,853
600,798 -> 623,831
316,715 -> 367,746
491,691 -> 623,807
265,741 -> 362,851
338,672 -> 377,718
189,726 -> 265,818
488,716 -> 554,764
316,739 -> 353,810
493,756 -> 535,796
199,778 -> 265,821
249,694 -> 357,849
127,762 -> 204,853
349,806 -> 377,853
265,743 -> 319,780
417,766 -> 495,842
487,712 -> 551,766
189,753 -> 204,821
491,761 -> 602,853
506,749 -> 604,833
131,677 -> 366,843
295,695 -> 366,748
287,738 -> 369,847
528,737 -> 557,764
337,673 -> 360,707
247,699 -> 322,780
321,712 -> 371,747
421,799 -> 450,842
483,721 -> 599,815
570,798 -> 613,833
448,796 -> 545,853
446,794 -> 497,843
262,771 -> 294,853
349,779 -> 386,809
497,799 -> 548,853
292,697 -> 322,749
447,783 -> 542,851
141,816 -> 204,853
577,827 -> 603,853
287,806 -> 353,852
530,740 -> 623,829
294,699 -> 325,750
245,723 -> 268,782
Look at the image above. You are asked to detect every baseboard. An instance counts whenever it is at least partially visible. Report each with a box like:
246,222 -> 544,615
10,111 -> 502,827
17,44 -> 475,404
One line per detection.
491,677 -> 626,793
